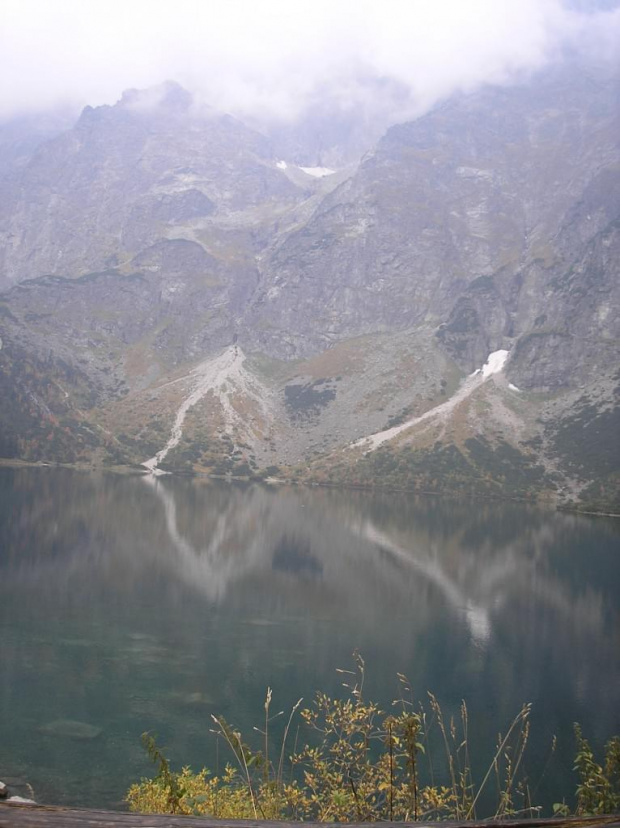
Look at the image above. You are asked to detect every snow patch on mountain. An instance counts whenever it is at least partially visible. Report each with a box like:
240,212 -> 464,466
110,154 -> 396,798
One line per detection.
299,166 -> 335,178
275,160 -> 335,177
352,349 -> 511,452
482,349 -> 509,377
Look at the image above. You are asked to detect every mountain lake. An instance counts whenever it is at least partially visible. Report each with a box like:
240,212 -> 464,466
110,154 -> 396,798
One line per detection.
0,466 -> 619,812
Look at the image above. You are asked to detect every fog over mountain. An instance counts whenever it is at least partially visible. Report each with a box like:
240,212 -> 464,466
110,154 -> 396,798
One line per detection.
2,0 -> 619,123
0,1 -> 618,511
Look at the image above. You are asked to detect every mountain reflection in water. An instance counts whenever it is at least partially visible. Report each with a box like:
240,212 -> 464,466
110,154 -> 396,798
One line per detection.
0,467 -> 618,811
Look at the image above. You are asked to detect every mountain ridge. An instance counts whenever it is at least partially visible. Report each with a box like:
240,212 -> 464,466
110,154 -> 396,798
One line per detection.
1,60 -> 618,511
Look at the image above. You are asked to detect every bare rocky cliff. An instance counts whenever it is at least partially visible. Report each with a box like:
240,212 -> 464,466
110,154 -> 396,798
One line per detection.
0,81 -> 304,290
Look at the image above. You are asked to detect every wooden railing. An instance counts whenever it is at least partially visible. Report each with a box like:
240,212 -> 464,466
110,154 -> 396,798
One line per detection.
0,803 -> 619,828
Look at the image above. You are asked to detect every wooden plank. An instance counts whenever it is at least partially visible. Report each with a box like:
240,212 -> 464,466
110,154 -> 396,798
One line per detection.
1,803 -> 619,828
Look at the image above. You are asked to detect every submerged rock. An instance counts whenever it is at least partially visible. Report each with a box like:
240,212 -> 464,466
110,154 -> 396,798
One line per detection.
38,719 -> 102,740
169,690 -> 216,706
0,776 -> 34,800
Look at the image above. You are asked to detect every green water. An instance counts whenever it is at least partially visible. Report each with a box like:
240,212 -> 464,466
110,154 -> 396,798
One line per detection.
0,467 -> 618,811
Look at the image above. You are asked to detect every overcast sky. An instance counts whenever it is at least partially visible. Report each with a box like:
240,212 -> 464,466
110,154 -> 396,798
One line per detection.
1,0 -> 618,122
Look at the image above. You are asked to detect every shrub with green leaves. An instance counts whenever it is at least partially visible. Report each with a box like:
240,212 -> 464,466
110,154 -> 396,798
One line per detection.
573,725 -> 620,815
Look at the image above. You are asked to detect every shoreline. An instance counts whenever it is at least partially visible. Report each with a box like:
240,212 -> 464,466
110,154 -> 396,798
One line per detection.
1,456 -> 618,518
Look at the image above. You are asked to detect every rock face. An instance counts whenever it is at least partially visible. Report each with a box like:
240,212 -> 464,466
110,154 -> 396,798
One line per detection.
0,81 -> 303,290
0,61 -> 618,510
246,64 -> 619,367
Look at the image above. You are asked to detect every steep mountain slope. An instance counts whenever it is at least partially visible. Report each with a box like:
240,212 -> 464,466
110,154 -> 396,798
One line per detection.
0,62 -> 618,511
246,64 -> 619,365
0,81 -> 312,291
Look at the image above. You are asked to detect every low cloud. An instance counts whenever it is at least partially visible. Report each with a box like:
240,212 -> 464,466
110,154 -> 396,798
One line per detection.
0,0 -> 618,124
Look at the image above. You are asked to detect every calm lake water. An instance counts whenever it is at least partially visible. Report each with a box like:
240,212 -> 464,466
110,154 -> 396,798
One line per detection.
0,466 -> 619,812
